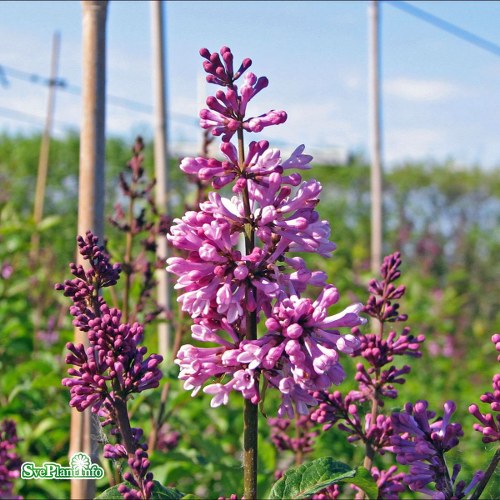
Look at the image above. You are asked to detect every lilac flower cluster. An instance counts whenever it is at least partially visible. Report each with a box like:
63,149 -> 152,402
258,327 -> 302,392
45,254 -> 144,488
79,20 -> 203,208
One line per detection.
311,254 -> 422,442
56,232 -> 163,499
311,390 -> 393,454
305,253 -> 427,496
391,400 -> 484,499
169,46 -> 366,417
0,419 -> 22,500
469,333 -> 500,443
342,254 -> 422,405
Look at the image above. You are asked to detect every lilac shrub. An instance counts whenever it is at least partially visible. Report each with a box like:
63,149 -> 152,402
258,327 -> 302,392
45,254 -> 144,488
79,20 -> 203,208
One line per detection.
56,232 -> 163,499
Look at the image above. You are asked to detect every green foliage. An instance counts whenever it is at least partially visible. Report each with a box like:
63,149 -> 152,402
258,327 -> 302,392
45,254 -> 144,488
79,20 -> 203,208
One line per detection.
269,458 -> 377,499
96,481 -> 185,499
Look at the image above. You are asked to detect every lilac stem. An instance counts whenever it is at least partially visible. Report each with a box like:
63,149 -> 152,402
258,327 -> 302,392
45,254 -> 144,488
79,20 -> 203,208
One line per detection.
238,126 -> 258,500
122,190 -> 135,323
470,446 -> 500,500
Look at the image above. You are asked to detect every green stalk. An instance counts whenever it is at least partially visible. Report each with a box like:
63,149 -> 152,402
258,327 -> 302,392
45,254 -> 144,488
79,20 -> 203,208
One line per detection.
470,446 -> 500,500
238,128 -> 258,499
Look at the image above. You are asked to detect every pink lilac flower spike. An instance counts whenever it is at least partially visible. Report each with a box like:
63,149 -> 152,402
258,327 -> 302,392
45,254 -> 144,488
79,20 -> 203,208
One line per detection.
199,46 -> 287,142
171,45 -> 364,427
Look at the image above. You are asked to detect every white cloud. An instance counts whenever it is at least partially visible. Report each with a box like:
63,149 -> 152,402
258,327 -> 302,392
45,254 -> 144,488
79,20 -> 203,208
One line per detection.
384,127 -> 449,163
384,78 -> 460,102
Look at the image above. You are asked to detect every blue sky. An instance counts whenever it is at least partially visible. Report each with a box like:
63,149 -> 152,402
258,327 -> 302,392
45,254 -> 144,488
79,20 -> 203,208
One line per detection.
1,1 -> 500,168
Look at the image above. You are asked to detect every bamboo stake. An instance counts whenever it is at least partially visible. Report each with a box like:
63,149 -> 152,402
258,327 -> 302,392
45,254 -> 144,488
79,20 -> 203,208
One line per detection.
70,2 -> 108,499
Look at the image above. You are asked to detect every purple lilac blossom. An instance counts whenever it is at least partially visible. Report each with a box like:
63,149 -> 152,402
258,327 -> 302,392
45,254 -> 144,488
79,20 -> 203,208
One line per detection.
169,46 -> 365,417
36,315 -> 59,347
198,47 -> 287,142
391,400 -> 483,499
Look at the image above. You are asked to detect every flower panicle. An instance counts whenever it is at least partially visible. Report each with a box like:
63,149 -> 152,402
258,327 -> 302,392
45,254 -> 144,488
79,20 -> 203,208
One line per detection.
364,252 -> 407,323
168,45 -> 366,417
391,400 -> 483,499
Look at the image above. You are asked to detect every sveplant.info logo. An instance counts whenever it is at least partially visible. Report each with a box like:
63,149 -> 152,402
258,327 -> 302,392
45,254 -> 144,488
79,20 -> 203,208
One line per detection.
21,452 -> 104,480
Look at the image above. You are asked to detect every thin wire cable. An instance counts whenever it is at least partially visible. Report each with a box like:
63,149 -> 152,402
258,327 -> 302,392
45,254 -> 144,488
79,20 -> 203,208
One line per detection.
0,63 -> 198,124
385,0 -> 500,57
0,105 -> 75,130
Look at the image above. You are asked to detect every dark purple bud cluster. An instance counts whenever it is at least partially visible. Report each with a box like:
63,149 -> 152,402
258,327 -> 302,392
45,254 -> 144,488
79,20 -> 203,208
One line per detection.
57,231 -> 163,499
0,419 -> 22,500
155,424 -> 180,453
311,390 -> 393,454
391,400 -> 483,498
268,415 -> 318,455
364,252 -> 408,323
62,304 -> 162,413
200,46 -> 252,87
118,448 -> 154,500
469,333 -> 500,443
349,327 -> 425,405
55,232 -> 121,330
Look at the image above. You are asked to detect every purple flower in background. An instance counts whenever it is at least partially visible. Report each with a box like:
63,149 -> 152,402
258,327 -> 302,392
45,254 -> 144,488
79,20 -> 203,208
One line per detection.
0,419 -> 22,500
268,415 -> 319,455
0,262 -> 13,280
36,315 -> 59,347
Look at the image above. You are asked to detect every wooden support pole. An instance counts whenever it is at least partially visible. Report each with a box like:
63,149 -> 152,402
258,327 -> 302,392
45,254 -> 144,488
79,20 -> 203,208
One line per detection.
70,2 -> 108,499
369,0 -> 383,275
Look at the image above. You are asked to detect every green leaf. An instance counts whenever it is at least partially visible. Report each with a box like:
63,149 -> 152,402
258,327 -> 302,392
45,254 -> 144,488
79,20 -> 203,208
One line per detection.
349,466 -> 378,499
269,458 -> 377,499
96,480 -> 185,499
